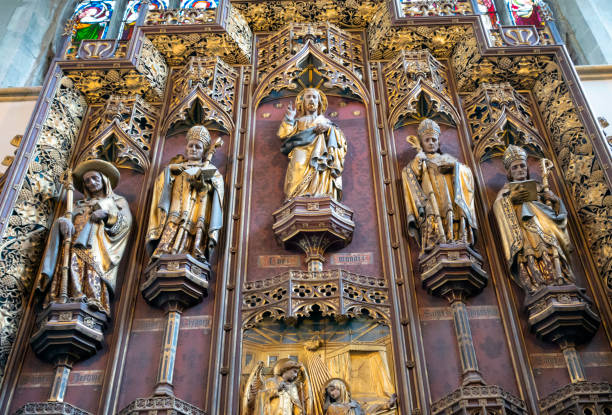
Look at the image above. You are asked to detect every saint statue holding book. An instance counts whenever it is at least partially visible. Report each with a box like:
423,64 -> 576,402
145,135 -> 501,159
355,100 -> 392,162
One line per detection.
146,125 -> 224,263
493,145 -> 574,294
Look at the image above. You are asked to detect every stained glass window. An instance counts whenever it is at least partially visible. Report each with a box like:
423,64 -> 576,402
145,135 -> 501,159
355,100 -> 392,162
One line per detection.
119,0 -> 168,40
180,0 -> 218,9
476,0 -> 500,28
506,0 -> 545,26
72,1 -> 116,42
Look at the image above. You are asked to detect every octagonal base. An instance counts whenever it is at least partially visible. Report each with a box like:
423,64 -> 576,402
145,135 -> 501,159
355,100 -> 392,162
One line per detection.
432,384 -> 527,415
142,254 -> 210,309
419,243 -> 487,299
272,196 -> 355,261
118,394 -> 205,415
15,402 -> 92,415
525,285 -> 600,345
30,302 -> 107,364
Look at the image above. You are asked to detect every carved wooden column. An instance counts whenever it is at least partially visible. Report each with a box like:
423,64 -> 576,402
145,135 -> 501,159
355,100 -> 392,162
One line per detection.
464,82 -> 610,415
385,50 -> 528,415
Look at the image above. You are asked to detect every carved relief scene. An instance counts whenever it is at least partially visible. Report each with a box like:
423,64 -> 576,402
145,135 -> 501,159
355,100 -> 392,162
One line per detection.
0,1 -> 610,415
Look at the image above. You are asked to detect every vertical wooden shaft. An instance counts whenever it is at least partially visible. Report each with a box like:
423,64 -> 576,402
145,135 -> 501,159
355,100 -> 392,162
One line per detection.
155,306 -> 182,395
48,358 -> 72,402
450,300 -> 484,385
560,342 -> 586,383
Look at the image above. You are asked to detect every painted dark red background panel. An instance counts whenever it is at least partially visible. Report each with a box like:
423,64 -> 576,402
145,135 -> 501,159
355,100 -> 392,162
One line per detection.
116,130 -> 228,409
245,96 -> 383,281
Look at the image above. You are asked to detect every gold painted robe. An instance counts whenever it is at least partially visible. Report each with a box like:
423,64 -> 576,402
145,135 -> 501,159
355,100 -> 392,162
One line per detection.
146,158 -> 224,262
401,152 -> 476,251
279,114 -> 347,201
39,176 -> 132,316
256,376 -> 307,415
493,183 -> 574,293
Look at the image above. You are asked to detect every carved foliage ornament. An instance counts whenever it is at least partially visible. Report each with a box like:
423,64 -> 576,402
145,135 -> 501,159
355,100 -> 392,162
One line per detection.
78,95 -> 158,173
451,35 -> 552,92
367,6 -> 472,60
65,37 -> 168,104
383,49 -> 459,127
0,77 -> 87,380
532,60 -> 612,295
147,5 -> 252,66
463,82 -> 545,161
232,0 -> 382,32
401,0 -> 473,17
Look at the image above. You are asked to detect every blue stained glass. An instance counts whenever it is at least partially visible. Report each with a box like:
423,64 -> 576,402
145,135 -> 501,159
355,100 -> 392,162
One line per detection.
180,0 -> 218,9
120,0 -> 168,40
72,1 -> 116,41
124,0 -> 168,24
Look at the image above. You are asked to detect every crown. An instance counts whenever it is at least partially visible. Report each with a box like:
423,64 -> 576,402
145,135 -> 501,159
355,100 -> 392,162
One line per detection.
186,125 -> 211,147
417,118 -> 441,137
503,145 -> 527,170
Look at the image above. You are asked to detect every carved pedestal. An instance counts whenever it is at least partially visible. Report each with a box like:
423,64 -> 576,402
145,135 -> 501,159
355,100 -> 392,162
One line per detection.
539,382 -> 612,415
419,243 -> 487,299
272,196 -> 354,270
525,285 -> 609,406
431,385 -> 528,415
524,284 -> 600,345
120,255 -> 211,413
30,302 -> 107,364
17,302 -> 108,413
141,254 -> 210,309
15,402 -> 92,415
118,395 -> 205,415
421,244 -> 527,412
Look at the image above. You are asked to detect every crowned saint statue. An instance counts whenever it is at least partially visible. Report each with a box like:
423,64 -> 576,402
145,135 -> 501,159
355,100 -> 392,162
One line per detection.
401,119 -> 477,253
146,125 -> 224,263
278,88 -> 347,202
493,145 -> 574,294
38,159 -> 132,316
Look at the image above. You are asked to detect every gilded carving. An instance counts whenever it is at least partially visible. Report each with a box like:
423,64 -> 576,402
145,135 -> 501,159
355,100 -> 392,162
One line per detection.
463,82 -> 544,161
401,0 -> 473,17
383,49 -> 458,127
77,95 -> 158,173
255,39 -> 368,106
243,358 -> 314,415
401,119 -> 477,252
147,5 -> 252,66
164,56 -> 237,133
0,77 -> 86,380
257,23 -> 364,83
146,125 -> 224,264
368,10 -> 472,61
37,160 -> 132,317
451,34 -> 551,92
241,269 -> 391,329
65,37 -> 168,103
279,88 -> 347,202
493,146 -> 575,294
233,0 -> 381,32
532,60 -> 612,296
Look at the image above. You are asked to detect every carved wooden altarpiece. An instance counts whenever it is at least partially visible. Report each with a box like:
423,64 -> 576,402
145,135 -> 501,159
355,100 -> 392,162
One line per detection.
0,1 -> 610,414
